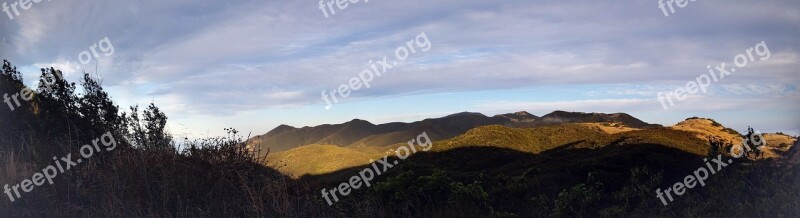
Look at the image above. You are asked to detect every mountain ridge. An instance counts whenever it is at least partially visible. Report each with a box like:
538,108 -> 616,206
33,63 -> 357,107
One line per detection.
267,115 -> 798,178
248,111 -> 664,153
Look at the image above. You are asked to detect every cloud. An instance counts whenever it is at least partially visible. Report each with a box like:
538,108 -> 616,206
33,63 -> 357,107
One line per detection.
0,0 -> 797,124
721,84 -> 794,95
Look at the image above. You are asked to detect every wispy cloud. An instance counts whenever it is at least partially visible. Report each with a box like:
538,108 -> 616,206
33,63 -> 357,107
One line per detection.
1,0 -> 798,135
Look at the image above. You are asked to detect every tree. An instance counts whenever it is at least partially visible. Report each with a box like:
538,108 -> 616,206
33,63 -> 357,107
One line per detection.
124,103 -> 173,151
37,67 -> 78,113
744,126 -> 764,159
78,73 -> 121,133
0,60 -> 27,138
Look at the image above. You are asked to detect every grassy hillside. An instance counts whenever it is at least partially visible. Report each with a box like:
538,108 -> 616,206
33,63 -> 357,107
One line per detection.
576,122 -> 640,134
434,124 -> 609,154
761,133 -> 798,158
670,118 -> 742,145
267,144 -> 383,178
272,122 -> 720,177
435,124 -> 710,156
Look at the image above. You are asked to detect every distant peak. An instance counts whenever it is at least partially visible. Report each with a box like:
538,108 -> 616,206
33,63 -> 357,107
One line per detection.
684,117 -> 711,121
544,110 -> 584,117
544,111 -> 629,117
345,118 -> 374,125
678,117 -> 724,127
264,124 -> 297,137
496,111 -> 538,123
276,124 -> 296,129
512,111 -> 533,116
444,112 -> 486,118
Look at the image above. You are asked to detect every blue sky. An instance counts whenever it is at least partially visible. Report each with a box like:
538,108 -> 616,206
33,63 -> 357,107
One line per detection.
1,0 -> 798,138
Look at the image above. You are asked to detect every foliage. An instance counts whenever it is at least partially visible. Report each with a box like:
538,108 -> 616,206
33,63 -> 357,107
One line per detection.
365,170 -> 491,216
0,60 -> 332,217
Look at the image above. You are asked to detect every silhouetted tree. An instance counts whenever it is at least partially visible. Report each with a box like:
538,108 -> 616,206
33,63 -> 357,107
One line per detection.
125,103 -> 173,151
78,73 -> 121,134
2,59 -> 23,82
0,60 -> 28,139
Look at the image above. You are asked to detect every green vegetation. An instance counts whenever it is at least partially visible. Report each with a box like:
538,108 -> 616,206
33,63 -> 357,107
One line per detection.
320,145 -> 799,217
367,170 -> 491,215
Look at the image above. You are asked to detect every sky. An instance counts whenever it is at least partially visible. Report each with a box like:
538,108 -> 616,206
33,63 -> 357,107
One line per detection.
1,0 -> 798,138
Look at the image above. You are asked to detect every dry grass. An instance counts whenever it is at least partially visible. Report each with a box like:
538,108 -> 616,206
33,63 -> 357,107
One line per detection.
577,122 -> 640,134
266,121 -> 743,178
759,133 -> 798,159
0,134 -> 338,218
267,144 -> 382,178
670,118 -> 742,146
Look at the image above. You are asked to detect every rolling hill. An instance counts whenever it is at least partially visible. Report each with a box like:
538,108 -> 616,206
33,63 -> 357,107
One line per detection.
265,144 -> 381,178
249,112 -> 502,153
519,110 -> 663,128
248,111 -> 662,153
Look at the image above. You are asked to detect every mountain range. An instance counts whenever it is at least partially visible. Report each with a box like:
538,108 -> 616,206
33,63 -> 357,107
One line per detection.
237,110 -> 800,217
247,111 -> 796,178
247,111 -> 661,153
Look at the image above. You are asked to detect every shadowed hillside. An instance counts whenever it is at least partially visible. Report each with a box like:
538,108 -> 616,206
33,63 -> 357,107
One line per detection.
302,140 -> 800,217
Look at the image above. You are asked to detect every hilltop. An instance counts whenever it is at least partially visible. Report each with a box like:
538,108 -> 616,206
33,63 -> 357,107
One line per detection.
522,111 -> 662,128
